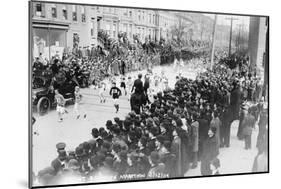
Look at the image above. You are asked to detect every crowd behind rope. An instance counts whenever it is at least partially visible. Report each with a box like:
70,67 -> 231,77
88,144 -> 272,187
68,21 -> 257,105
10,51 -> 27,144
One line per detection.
34,54 -> 268,185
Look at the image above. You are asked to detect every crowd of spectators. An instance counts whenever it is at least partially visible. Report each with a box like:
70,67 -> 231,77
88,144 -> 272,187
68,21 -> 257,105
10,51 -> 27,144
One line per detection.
34,53 -> 268,185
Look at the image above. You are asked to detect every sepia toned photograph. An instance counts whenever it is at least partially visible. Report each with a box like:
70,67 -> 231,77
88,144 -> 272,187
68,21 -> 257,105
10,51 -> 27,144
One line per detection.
29,0 -> 269,188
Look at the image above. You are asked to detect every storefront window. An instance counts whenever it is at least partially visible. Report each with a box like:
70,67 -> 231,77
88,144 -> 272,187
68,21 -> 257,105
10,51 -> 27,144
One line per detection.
49,29 -> 66,59
33,28 -> 49,61
32,28 -> 66,61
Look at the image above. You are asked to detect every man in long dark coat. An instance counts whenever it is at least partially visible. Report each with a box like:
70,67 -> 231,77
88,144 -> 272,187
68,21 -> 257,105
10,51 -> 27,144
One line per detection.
197,114 -> 209,159
220,107 -> 232,147
230,82 -> 242,121
200,127 -> 219,176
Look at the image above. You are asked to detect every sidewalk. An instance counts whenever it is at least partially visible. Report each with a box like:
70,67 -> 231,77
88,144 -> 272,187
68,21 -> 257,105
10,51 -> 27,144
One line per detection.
185,120 -> 259,177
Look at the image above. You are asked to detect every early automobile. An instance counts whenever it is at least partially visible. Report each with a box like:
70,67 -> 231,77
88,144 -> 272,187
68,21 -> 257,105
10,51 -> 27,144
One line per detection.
32,75 -> 77,115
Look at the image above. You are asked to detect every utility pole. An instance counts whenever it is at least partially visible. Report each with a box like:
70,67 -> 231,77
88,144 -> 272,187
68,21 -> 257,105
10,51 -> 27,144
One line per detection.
237,24 -> 243,52
210,14 -> 217,69
225,17 -> 238,56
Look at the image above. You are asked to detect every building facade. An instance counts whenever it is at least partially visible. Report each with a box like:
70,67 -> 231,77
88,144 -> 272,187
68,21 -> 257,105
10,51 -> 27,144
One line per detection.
31,2 -> 97,60
248,17 -> 268,82
95,7 -> 161,43
31,2 -> 197,61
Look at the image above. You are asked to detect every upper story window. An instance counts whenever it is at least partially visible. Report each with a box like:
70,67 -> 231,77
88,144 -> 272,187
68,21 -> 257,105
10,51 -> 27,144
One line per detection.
62,6 -> 67,20
129,10 -> 132,17
123,9 -> 128,16
35,3 -> 45,17
138,10 -> 141,21
72,5 -> 77,21
91,21 -> 95,36
51,4 -> 57,18
81,6 -> 86,22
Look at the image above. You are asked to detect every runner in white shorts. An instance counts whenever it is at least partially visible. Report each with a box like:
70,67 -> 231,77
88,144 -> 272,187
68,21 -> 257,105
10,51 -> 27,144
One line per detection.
109,82 -> 122,113
74,86 -> 87,119
98,81 -> 106,103
55,89 -> 66,122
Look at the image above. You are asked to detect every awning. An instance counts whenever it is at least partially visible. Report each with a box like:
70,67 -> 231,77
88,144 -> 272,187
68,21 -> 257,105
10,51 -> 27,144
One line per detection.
32,19 -> 70,30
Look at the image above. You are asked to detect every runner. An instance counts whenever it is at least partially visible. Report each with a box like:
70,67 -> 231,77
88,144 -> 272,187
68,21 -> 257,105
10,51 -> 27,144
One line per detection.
98,81 -> 107,103
55,89 -> 67,122
109,82 -> 122,113
74,86 -> 87,119
127,76 -> 133,101
120,76 -> 127,96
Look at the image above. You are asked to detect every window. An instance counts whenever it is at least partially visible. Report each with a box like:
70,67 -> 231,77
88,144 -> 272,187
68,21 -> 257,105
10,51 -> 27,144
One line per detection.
91,22 -> 94,36
81,6 -> 86,22
129,10 -> 132,17
138,10 -> 141,21
153,14 -> 155,24
51,4 -> 57,18
73,33 -> 79,48
62,6 -> 67,20
113,23 -> 117,37
142,11 -> 145,20
129,24 -> 132,37
123,23 -> 128,33
138,27 -> 141,36
33,28 -> 49,59
149,14 -> 151,23
72,5 -> 77,21
123,9 -> 128,16
105,22 -> 111,35
35,3 -> 44,17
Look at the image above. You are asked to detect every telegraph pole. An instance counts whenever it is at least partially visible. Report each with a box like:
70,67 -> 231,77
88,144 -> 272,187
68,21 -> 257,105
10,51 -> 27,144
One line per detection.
210,14 -> 217,69
237,24 -> 243,52
225,17 -> 238,56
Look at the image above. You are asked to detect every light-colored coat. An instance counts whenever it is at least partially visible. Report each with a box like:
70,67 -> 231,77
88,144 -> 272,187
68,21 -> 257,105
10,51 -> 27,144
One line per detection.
210,117 -> 222,147
191,121 -> 199,152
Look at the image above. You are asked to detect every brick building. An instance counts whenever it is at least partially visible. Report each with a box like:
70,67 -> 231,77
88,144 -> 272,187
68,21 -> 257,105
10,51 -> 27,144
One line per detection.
31,2 -> 209,60
31,2 -> 100,60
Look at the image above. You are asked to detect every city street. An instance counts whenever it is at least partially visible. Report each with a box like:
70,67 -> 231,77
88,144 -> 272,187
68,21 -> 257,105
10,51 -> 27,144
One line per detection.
28,2 -> 269,187
32,63 -> 258,178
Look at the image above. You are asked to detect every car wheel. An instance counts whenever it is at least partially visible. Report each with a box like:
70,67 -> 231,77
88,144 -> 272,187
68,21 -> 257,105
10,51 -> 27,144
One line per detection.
37,97 -> 50,116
